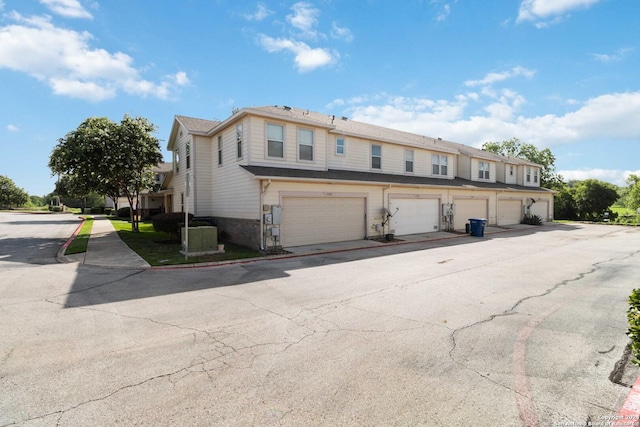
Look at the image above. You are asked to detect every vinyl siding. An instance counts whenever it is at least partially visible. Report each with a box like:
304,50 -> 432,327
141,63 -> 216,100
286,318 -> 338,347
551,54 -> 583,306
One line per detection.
212,122 -> 260,219
247,116 -> 328,170
471,158 -> 496,183
328,136 -> 455,180
193,135 -> 213,215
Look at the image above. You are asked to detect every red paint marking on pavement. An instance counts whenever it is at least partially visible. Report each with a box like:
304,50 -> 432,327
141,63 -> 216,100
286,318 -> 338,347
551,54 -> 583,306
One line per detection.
513,302 -> 564,427
61,217 -> 85,252
618,374 -> 640,420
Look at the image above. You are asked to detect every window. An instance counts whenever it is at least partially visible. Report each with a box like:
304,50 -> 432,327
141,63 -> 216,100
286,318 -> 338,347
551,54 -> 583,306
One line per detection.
267,124 -> 284,158
478,161 -> 490,180
371,144 -> 381,169
298,128 -> 314,161
509,165 -> 514,176
180,192 -> 184,212
534,168 -> 539,183
186,142 -> 191,169
175,150 -> 180,173
217,136 -> 223,166
236,124 -> 243,159
526,167 -> 531,182
405,150 -> 414,173
432,154 -> 448,176
336,138 -> 345,155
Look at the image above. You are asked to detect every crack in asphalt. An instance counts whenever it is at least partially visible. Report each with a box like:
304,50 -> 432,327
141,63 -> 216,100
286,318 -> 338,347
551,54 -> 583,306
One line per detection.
447,248 -> 640,422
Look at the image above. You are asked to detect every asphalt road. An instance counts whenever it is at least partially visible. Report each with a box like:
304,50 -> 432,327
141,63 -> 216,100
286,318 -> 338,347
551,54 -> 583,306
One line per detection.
1,212 -> 640,426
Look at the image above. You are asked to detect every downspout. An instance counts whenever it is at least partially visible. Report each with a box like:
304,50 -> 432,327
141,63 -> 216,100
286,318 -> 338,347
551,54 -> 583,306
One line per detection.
382,184 -> 391,237
259,179 -> 271,251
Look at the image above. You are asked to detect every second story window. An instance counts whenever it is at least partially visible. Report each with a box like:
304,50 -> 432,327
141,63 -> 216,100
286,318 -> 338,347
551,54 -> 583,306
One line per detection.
186,142 -> 191,169
267,123 -> 284,158
478,161 -> 490,180
217,136 -> 223,166
432,154 -> 448,176
298,129 -> 314,161
371,144 -> 381,170
509,165 -> 514,176
405,150 -> 414,173
175,149 -> 180,173
236,124 -> 243,159
336,138 -> 345,155
534,168 -> 539,184
526,167 -> 531,182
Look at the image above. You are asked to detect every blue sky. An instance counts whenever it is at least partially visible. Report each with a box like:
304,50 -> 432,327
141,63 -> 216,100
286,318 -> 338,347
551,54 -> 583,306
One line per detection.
1,0 -> 639,196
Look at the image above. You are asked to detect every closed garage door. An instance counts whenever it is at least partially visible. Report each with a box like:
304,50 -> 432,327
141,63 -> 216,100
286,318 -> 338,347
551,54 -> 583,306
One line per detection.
530,200 -> 549,221
281,197 -> 366,247
497,199 -> 522,226
454,199 -> 488,230
389,198 -> 440,235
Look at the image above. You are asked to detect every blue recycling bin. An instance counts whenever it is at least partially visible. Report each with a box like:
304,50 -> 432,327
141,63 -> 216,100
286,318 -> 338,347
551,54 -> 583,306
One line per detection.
469,218 -> 486,237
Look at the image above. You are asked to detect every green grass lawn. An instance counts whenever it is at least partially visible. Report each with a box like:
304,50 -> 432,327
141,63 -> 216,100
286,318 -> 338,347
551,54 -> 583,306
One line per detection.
65,217 -> 94,255
611,206 -> 637,216
110,219 -> 264,266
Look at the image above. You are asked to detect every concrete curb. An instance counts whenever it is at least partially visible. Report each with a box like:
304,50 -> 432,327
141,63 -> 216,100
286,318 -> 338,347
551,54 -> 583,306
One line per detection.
617,375 -> 640,423
150,226 -> 524,270
56,216 -> 85,264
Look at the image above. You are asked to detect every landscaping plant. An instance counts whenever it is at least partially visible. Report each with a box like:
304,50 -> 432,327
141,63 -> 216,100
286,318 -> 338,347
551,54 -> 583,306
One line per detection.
627,288 -> 640,365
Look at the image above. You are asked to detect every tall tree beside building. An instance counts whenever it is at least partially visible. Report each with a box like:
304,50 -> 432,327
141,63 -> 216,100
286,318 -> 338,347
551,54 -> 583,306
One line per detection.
49,115 -> 162,232
482,138 -> 562,189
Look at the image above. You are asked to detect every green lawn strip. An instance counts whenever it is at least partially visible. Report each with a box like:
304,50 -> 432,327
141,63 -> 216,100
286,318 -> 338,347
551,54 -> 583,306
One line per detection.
110,219 -> 264,266
65,217 -> 94,255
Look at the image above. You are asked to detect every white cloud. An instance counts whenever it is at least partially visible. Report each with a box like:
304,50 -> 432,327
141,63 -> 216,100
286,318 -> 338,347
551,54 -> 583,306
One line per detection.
40,0 -> 93,19
0,1 -> 5,11
464,66 -> 536,87
517,0 -> 601,26
258,35 -> 336,72
591,47 -> 633,63
558,168 -> 640,186
0,13 -> 186,101
331,22 -> 354,42
336,89 -> 640,152
243,3 -> 273,21
287,2 -> 320,37
173,71 -> 190,86
6,124 -> 19,132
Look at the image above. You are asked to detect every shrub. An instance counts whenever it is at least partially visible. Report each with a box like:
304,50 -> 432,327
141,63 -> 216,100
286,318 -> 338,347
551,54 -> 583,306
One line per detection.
104,208 -> 113,216
152,212 -> 194,240
521,214 -> 543,225
117,207 -> 131,218
628,289 -> 640,365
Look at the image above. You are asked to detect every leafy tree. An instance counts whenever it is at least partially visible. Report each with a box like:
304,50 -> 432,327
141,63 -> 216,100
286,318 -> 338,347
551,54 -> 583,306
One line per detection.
573,179 -> 619,220
49,115 -> 162,231
482,138 -> 562,188
0,175 -> 29,208
54,173 -> 93,209
30,195 -> 45,206
626,174 -> 640,211
553,185 -> 578,220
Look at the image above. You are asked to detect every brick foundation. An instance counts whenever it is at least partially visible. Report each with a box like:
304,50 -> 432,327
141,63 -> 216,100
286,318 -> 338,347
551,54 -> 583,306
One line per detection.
211,217 -> 261,250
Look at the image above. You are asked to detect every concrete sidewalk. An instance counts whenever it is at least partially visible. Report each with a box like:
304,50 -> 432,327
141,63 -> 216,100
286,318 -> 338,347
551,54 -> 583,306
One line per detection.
60,216 -> 539,268
62,216 -> 150,269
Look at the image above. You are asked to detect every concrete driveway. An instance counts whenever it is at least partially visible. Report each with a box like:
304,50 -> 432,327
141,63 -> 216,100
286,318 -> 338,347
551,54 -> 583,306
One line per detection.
1,213 -> 640,426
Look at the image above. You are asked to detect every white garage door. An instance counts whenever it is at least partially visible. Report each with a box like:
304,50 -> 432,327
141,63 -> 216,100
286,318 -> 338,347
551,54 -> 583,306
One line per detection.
497,199 -> 522,226
281,197 -> 366,247
454,199 -> 488,230
530,200 -> 549,221
389,198 -> 440,235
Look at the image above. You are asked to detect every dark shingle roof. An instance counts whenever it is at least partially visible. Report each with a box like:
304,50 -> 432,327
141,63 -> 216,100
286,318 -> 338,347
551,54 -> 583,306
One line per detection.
240,165 -> 552,193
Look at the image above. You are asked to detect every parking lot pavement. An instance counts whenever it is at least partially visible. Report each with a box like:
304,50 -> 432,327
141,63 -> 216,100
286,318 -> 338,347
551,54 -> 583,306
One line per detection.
2,219 -> 640,426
